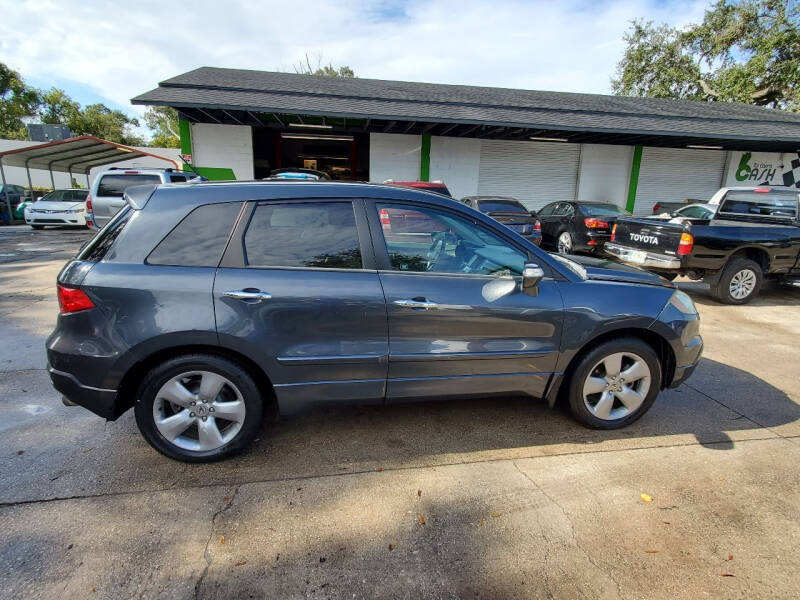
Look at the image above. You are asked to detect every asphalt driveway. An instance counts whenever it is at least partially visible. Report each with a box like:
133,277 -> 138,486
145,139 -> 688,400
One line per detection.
1,224 -> 799,599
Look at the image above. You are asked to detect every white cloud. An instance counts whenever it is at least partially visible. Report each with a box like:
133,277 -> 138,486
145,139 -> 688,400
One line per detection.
0,0 -> 708,113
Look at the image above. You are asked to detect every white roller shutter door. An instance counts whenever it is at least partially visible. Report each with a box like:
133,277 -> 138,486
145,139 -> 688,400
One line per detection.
477,140 -> 580,211
635,147 -> 726,215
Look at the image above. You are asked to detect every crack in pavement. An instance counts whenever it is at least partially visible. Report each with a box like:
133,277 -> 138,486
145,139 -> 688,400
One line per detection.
513,460 -> 624,599
194,484 -> 241,600
2,434 -> 798,510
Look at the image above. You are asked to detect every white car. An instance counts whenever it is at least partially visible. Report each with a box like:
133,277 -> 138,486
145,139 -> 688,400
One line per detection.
24,189 -> 90,229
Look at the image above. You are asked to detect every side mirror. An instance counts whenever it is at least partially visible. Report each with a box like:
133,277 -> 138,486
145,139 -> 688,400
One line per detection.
522,263 -> 545,295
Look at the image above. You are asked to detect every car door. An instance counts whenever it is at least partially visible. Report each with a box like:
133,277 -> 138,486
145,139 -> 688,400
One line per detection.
213,198 -> 388,413
366,199 -> 564,402
536,202 -> 560,245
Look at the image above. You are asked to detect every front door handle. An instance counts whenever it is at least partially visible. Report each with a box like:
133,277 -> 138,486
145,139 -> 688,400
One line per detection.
223,289 -> 272,302
393,298 -> 439,310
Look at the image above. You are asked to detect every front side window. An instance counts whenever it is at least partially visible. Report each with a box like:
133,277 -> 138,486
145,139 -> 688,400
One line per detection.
148,202 -> 243,267
376,203 -> 527,276
244,201 -> 362,269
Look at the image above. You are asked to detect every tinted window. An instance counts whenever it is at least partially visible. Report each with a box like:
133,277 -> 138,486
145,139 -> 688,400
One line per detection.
78,206 -> 133,262
96,174 -> 161,197
580,203 -> 624,216
478,200 -> 529,213
553,203 -> 574,216
147,202 -> 243,267
676,205 -> 712,219
244,202 -> 362,269
170,175 -> 187,183
537,203 -> 557,216
377,203 -> 527,276
720,190 -> 798,219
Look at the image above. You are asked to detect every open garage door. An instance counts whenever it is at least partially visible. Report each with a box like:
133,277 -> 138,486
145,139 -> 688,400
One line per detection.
634,147 -> 726,215
477,140 -> 580,211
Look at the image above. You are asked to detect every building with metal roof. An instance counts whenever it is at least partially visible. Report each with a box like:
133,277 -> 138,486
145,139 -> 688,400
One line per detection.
133,67 -> 800,214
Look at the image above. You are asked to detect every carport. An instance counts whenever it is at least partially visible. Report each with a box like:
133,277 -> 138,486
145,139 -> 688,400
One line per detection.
0,135 -> 180,222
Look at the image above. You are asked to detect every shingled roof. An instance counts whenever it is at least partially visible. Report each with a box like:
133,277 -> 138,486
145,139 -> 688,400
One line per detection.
132,67 -> 800,151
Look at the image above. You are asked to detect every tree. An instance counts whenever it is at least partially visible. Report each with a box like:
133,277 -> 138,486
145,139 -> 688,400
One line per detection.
293,53 -> 355,78
143,106 -> 180,147
612,0 -> 800,110
0,63 -> 40,139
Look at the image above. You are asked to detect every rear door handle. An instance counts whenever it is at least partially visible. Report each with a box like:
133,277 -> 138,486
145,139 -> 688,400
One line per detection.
393,299 -> 439,310
223,289 -> 272,302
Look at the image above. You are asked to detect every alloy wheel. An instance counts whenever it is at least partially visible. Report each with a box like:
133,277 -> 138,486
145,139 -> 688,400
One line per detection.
582,352 -> 651,421
729,268 -> 757,300
152,370 -> 246,451
557,232 -> 572,254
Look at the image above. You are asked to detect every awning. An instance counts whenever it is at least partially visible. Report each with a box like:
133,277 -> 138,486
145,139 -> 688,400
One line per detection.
0,135 -> 179,176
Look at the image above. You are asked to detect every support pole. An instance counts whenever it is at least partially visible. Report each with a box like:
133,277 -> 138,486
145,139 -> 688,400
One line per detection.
86,173 -> 91,189
25,158 -> 33,193
68,168 -> 73,188
49,167 -> 56,190
0,158 -> 12,224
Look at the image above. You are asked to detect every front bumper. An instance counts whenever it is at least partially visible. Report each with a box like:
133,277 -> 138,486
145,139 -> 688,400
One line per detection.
25,211 -> 86,226
604,242 -> 681,270
48,366 -> 121,420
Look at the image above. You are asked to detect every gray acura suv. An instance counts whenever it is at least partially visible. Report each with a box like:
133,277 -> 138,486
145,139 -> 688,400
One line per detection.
48,181 -> 702,462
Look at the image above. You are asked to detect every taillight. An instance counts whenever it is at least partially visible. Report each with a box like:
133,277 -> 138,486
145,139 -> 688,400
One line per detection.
57,284 -> 95,313
678,232 -> 694,255
611,224 -> 617,241
534,220 -> 541,231
379,208 -> 390,226
754,188 -> 770,193
653,203 -> 661,213
584,217 -> 609,229
86,195 -> 92,212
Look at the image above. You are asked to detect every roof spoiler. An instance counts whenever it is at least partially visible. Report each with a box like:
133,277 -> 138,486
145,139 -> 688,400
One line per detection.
123,184 -> 159,210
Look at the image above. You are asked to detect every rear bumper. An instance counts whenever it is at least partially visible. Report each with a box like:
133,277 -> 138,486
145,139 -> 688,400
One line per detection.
604,242 -> 681,270
48,366 -> 121,420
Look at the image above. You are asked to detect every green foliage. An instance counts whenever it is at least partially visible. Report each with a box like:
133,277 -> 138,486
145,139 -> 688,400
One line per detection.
613,0 -> 800,110
293,53 -> 355,78
144,106 -> 180,148
0,63 -> 41,139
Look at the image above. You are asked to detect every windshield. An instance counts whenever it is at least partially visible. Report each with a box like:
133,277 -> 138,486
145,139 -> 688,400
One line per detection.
96,174 -> 161,197
580,204 -> 625,217
478,200 -> 528,213
39,190 -> 88,202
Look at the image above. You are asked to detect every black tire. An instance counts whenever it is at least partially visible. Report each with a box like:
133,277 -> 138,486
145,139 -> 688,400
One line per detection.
567,337 -> 662,429
31,225 -> 44,230
658,272 -> 678,282
134,354 -> 264,462
709,258 -> 762,305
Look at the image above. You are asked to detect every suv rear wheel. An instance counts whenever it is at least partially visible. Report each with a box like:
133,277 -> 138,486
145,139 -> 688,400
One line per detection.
567,338 -> 662,429
134,354 -> 263,462
709,258 -> 762,305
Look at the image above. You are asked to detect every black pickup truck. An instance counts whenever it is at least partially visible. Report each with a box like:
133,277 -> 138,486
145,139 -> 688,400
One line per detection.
604,187 -> 800,304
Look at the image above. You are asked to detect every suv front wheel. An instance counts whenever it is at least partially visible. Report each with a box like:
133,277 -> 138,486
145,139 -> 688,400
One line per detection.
134,354 -> 263,462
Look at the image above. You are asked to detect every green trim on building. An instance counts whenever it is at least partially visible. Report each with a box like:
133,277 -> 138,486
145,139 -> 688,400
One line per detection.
420,134 -> 431,181
626,145 -> 643,213
178,119 -> 192,157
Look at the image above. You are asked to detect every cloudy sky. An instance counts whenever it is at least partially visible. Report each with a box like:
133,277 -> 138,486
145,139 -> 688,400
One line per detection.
1,0 -> 708,122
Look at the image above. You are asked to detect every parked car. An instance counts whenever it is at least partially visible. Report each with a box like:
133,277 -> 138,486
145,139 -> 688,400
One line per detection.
49,181 -> 702,462
383,180 -> 452,197
24,189 -> 90,229
651,199 -> 707,215
605,187 -> 800,304
537,201 -> 626,254
669,203 -> 716,221
0,183 -> 27,223
89,168 -> 196,228
461,195 -> 541,245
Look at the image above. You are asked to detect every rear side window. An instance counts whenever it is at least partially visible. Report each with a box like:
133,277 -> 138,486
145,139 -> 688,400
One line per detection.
78,206 -> 133,262
720,190 -> 798,219
96,174 -> 162,197
147,202 -> 243,267
170,175 -> 187,183
243,201 -> 362,269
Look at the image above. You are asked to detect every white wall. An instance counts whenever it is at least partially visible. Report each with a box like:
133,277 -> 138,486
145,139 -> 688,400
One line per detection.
369,133 -> 421,183
191,123 -> 254,180
429,136 -> 481,199
0,139 -> 181,190
576,144 -> 633,208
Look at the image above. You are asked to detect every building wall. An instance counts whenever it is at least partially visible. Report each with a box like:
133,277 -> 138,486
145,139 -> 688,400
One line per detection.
429,136 -> 481,199
0,139 -> 181,189
576,144 -> 633,207
369,133 -> 421,183
191,123 -> 254,180
723,150 -> 800,187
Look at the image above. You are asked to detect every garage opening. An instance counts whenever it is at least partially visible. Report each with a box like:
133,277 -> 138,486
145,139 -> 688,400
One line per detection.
252,129 -> 369,180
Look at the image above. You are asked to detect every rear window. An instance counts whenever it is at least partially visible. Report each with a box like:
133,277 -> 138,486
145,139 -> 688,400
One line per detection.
147,202 -> 243,267
478,200 -> 528,213
96,174 -> 161,197
719,190 -> 798,219
170,175 -> 187,183
581,203 -> 624,216
77,206 -> 133,262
